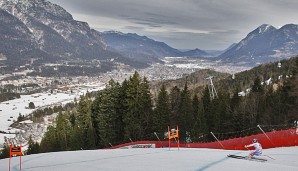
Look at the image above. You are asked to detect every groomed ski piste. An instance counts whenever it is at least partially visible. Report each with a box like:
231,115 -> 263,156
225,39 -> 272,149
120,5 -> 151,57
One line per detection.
1,146 -> 298,171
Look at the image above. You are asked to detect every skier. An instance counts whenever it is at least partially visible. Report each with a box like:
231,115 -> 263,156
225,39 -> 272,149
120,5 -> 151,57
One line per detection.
245,138 -> 262,158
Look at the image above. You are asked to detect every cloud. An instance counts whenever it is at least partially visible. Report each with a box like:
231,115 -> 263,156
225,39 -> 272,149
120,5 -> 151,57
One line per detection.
48,0 -> 298,49
146,29 -> 242,50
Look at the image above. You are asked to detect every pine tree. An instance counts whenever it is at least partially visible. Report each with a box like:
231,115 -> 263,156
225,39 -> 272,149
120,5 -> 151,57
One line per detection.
192,100 -> 206,142
192,94 -> 199,121
27,136 -> 39,155
106,79 -> 123,145
214,90 -> 230,133
0,143 -> 10,159
86,124 -> 96,149
76,95 -> 95,149
27,136 -> 34,155
230,88 -> 241,111
40,126 -> 59,152
229,88 -> 244,132
178,82 -> 193,142
251,76 -> 264,94
264,86 -> 278,125
190,94 -> 200,141
280,57 -> 298,124
69,124 -> 83,150
169,86 -> 181,127
153,84 -> 170,138
201,86 -> 215,141
123,71 -> 143,141
91,92 -> 102,147
115,79 -> 128,144
139,76 -> 154,139
56,112 -> 71,150
202,86 -> 211,129
93,79 -> 121,147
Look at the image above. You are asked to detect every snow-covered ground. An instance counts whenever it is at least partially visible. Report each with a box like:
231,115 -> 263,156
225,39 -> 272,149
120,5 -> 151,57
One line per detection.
0,83 -> 105,146
0,146 -> 297,171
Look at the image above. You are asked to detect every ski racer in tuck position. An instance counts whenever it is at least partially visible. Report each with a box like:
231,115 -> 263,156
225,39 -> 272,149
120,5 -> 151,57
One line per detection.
245,138 -> 262,158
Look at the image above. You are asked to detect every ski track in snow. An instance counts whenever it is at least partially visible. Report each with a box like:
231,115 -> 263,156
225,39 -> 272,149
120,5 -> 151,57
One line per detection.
1,147 -> 298,171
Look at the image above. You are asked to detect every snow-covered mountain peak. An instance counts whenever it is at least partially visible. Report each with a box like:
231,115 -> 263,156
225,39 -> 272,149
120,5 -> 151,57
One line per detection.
240,24 -> 276,46
256,24 -> 276,34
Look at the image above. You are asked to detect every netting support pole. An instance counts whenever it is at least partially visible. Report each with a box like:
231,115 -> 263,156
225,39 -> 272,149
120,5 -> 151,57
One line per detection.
257,125 -> 275,147
154,132 -> 160,141
210,132 -> 225,149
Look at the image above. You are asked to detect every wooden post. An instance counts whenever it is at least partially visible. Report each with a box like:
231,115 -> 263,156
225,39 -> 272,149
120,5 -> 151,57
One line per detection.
20,153 -> 22,170
20,141 -> 22,170
9,158 -> 11,171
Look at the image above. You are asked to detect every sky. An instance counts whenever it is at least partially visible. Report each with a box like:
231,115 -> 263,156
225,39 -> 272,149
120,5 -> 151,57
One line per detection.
1,147 -> 298,170
47,0 -> 298,50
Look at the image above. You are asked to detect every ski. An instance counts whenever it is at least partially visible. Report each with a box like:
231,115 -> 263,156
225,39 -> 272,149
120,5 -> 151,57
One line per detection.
227,154 -> 267,162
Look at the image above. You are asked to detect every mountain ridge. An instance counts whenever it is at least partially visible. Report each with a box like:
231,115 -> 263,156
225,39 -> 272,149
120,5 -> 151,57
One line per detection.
0,0 -> 143,73
100,31 -> 210,64
219,23 -> 298,66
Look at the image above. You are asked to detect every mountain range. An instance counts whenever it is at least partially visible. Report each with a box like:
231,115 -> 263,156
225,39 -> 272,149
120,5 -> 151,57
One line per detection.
0,0 -> 144,72
1,0 -> 298,73
0,0 -> 209,72
100,31 -> 209,64
100,31 -> 180,64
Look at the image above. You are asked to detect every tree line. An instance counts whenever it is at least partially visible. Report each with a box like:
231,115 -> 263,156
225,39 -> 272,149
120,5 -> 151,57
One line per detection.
40,57 -> 298,153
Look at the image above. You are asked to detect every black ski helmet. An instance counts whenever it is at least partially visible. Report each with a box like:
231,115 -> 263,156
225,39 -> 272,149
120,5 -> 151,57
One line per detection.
253,138 -> 258,143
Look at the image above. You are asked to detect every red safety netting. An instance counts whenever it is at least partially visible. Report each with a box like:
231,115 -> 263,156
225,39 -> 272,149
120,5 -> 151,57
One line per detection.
106,128 -> 298,150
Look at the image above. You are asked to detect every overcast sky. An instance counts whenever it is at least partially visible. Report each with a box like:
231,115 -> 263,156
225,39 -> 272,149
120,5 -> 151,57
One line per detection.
48,0 -> 298,50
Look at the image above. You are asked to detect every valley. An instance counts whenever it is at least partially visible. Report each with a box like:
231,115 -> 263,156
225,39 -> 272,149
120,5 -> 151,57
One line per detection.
0,56 -> 252,148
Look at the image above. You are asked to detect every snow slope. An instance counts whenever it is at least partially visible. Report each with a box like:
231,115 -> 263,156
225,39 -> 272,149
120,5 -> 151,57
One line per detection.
0,146 -> 298,171
0,83 -> 105,146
